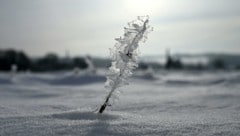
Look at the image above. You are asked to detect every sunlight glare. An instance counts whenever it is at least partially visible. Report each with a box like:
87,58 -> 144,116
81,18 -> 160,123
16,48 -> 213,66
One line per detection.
125,0 -> 160,17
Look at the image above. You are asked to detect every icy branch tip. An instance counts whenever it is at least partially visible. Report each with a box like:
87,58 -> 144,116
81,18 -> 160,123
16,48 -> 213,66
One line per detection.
98,16 -> 152,114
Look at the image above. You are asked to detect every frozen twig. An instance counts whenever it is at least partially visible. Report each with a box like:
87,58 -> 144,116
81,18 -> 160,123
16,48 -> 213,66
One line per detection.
98,16 -> 153,113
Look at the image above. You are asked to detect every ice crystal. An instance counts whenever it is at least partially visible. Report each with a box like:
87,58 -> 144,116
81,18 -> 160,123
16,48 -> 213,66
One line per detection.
99,16 -> 153,113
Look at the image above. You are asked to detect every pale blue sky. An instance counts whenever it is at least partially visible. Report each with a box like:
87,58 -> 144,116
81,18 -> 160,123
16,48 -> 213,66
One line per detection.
0,0 -> 240,57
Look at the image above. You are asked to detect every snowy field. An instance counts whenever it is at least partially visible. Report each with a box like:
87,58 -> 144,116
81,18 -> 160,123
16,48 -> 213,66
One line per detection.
0,70 -> 240,136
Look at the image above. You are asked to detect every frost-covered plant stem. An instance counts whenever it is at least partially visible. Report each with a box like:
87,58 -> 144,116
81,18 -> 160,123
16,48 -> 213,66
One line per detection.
99,75 -> 121,113
99,16 -> 152,114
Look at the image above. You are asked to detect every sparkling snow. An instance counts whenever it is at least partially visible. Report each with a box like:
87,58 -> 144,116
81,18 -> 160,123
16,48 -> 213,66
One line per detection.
0,70 -> 240,136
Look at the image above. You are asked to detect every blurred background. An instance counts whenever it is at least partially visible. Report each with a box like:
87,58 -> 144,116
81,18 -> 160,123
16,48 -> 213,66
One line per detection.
1,0 -> 240,72
1,1 -> 240,135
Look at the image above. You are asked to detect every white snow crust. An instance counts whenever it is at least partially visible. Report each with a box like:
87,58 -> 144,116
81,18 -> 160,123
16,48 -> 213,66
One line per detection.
0,70 -> 240,136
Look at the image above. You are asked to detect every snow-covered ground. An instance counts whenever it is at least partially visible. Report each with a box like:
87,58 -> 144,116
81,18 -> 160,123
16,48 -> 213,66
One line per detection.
0,70 -> 240,136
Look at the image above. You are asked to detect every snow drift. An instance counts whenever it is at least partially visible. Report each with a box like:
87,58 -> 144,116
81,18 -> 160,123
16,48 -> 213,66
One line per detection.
0,70 -> 240,136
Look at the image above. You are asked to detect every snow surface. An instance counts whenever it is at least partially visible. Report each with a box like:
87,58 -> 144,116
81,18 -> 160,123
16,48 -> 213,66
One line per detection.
0,70 -> 240,136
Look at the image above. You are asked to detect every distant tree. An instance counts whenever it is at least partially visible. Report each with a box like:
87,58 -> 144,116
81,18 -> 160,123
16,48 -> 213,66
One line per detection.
0,49 -> 31,71
165,55 -> 183,69
210,58 -> 225,69
174,59 -> 183,69
138,62 -> 148,70
165,55 -> 174,69
36,53 -> 59,71
0,50 -> 9,71
73,57 -> 88,69
17,51 -> 31,70
164,49 -> 183,70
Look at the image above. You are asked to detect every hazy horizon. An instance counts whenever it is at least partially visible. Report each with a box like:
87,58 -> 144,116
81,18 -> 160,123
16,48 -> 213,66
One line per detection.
1,0 -> 240,57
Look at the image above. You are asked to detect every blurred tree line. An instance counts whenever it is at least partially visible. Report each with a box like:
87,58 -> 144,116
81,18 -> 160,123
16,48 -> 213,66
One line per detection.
0,49 -> 240,72
0,49 -> 88,72
138,51 -> 240,71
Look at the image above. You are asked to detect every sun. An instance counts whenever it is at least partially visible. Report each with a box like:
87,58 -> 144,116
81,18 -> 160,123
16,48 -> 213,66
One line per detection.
125,0 -> 159,16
